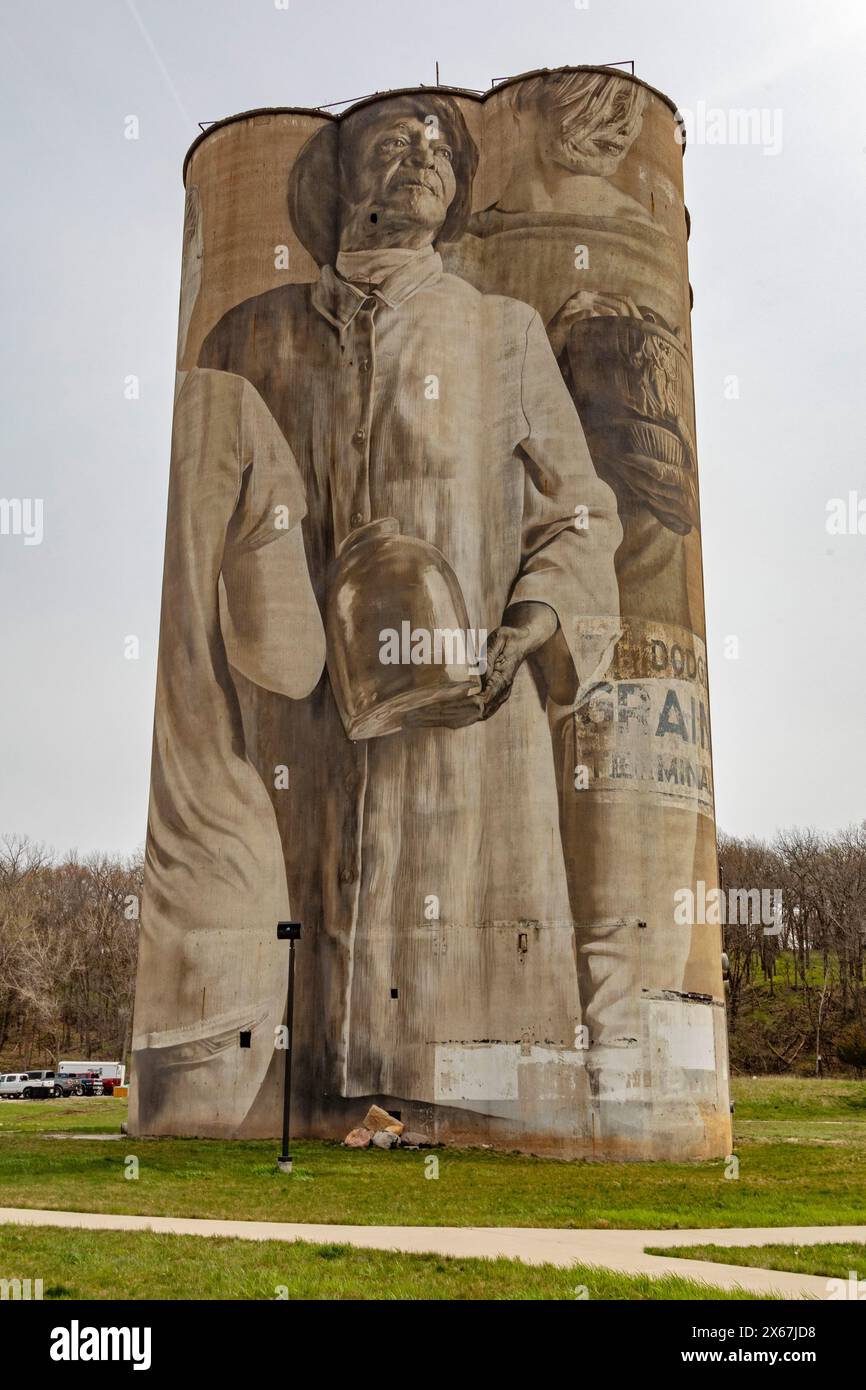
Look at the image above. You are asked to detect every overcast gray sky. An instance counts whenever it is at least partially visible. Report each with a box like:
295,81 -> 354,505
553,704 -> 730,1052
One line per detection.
1,0 -> 864,856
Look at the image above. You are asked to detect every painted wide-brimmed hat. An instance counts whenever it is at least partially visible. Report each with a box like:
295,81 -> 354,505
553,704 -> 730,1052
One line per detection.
288,92 -> 479,267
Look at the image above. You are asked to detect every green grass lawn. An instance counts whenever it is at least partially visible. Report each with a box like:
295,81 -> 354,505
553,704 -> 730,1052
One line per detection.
1,1080 -> 858,1301
0,1224 -> 773,1300
646,1242 -> 866,1282
731,1075 -> 866,1120
0,1078 -> 865,1230
0,1097 -> 124,1136
730,1076 -> 866,1147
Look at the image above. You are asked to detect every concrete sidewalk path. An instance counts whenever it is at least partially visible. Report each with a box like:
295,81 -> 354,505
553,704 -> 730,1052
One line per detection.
2,1207 -> 864,1299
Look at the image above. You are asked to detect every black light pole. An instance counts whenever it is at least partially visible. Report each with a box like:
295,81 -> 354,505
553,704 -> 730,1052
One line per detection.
276,921 -> 302,1173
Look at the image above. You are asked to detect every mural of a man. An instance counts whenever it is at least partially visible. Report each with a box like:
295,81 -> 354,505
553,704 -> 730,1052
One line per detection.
198,94 -> 622,1121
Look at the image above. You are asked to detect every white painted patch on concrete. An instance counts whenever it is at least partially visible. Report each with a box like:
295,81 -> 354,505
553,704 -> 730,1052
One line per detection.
435,1043 -> 519,1103
649,997 -> 716,1071
434,1043 -> 585,1107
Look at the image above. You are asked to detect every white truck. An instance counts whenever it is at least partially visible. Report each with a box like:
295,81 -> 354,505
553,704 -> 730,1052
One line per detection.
0,1073 -> 33,1099
0,1070 -> 58,1099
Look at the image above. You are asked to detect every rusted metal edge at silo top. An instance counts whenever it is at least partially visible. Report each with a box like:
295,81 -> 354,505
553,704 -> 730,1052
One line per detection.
182,65 -> 685,183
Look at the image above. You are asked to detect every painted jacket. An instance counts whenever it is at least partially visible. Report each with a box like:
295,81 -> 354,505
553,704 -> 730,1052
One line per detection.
198,254 -> 622,1115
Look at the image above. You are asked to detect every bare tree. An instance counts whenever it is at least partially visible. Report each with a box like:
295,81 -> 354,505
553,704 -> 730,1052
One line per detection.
0,837 -> 142,1069
720,821 -> 866,1075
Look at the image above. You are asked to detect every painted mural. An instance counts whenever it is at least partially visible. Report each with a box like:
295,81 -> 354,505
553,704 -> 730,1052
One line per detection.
130,68 -> 731,1159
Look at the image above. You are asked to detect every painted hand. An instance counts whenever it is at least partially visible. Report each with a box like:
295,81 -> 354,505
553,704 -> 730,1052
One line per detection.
547,290 -> 642,356
480,602 -> 558,721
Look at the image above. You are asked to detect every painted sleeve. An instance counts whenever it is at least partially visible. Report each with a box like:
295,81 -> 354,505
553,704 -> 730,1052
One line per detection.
509,310 -> 623,703
220,377 -> 326,699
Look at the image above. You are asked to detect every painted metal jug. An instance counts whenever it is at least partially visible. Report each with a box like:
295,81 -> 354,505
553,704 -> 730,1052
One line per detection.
325,517 -> 482,740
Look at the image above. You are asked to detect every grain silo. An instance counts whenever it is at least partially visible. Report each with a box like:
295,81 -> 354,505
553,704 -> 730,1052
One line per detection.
130,67 -> 731,1160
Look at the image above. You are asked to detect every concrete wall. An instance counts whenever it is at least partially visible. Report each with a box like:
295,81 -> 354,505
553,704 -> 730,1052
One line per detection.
130,67 -> 731,1160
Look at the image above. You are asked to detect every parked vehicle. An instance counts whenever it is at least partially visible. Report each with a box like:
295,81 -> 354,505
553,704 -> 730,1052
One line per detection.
0,1073 -> 31,1099
22,1070 -> 57,1099
54,1061 -> 126,1097
79,1073 -> 113,1097
52,1072 -> 85,1097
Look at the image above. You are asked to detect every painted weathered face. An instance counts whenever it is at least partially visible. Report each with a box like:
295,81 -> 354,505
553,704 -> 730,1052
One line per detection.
344,113 -> 457,242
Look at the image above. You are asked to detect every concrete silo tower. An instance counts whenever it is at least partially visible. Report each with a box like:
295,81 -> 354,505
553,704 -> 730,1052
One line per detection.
130,68 -> 731,1161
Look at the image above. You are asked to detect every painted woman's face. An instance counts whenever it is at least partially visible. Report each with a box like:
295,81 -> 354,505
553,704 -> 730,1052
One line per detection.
536,85 -> 644,178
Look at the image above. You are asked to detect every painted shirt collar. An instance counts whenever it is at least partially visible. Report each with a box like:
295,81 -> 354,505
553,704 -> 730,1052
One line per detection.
311,249 -> 443,330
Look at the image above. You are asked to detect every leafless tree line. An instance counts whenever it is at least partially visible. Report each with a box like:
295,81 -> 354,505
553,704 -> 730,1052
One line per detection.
719,823 -> 866,1075
3,824 -> 865,1077
0,833 -> 142,1069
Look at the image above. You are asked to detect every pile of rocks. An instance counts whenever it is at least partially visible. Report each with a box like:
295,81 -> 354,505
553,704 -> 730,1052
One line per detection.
343,1104 -> 435,1150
